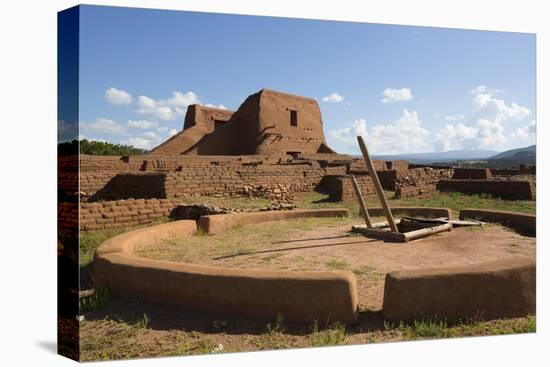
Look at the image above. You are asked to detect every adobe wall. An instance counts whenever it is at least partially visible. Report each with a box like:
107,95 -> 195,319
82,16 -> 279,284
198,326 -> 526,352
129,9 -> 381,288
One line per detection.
459,209 -> 536,236
437,179 -> 535,200
59,199 -> 182,231
77,154 -> 349,201
384,160 -> 410,171
491,165 -> 536,176
395,168 -> 453,198
58,156 -> 79,204
452,168 -> 492,179
382,257 -> 535,322
255,89 -> 330,155
323,168 -> 453,202
150,89 -> 335,156
182,104 -> 234,131
93,214 -> 359,324
198,208 -> 349,235
320,174 -> 376,202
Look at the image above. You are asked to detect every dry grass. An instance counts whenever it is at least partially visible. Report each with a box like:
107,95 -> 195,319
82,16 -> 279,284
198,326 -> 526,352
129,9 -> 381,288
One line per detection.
80,308 -> 535,361
136,216 -> 358,266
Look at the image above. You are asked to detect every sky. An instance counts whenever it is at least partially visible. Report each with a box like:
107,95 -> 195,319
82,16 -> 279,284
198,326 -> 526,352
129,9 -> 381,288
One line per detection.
70,5 -> 536,155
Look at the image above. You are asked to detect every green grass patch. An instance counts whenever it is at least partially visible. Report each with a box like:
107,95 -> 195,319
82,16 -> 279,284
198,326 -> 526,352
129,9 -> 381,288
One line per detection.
79,217 -> 171,267
295,191 -> 535,218
80,288 -> 112,314
325,259 -> 348,270
386,316 -> 536,340
309,321 -> 347,346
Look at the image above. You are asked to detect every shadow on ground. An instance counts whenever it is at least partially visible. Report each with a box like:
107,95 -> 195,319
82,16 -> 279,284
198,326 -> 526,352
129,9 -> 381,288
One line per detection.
85,298 -> 387,336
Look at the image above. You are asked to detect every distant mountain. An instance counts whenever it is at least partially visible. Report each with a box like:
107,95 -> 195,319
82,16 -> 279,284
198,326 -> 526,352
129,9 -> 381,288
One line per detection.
371,150 -> 500,163
488,145 -> 535,160
485,146 -> 536,168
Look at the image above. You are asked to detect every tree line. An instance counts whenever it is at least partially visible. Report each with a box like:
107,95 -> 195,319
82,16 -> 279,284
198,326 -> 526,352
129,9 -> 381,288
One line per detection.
58,139 -> 147,156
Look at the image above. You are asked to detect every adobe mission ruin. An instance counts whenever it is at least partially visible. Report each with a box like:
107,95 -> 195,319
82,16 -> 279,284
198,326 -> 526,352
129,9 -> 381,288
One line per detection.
61,88 -> 535,330
150,89 -> 335,156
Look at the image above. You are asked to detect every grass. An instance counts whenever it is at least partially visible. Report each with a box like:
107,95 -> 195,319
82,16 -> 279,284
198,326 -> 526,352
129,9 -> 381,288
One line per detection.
309,321 -> 347,346
79,217 -> 171,266
387,316 -> 536,340
136,216 -> 357,265
295,191 -> 535,218
325,259 -> 348,270
80,190 -> 536,360
80,190 -> 534,267
80,314 -> 535,360
80,288 -> 112,314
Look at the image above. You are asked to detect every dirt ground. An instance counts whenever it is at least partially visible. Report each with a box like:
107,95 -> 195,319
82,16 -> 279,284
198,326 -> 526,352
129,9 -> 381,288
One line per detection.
137,217 -> 535,311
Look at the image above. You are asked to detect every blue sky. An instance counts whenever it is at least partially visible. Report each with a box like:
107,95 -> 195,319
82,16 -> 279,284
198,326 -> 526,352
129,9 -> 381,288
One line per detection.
74,5 -> 536,154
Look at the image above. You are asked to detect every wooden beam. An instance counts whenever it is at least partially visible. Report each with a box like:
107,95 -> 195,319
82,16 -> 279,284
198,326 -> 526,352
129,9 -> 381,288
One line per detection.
402,223 -> 453,241
350,175 -> 373,228
357,136 -> 399,233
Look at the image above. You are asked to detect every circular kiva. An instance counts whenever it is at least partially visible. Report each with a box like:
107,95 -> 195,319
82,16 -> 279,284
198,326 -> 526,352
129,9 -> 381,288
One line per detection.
93,207 -> 536,324
383,209 -> 535,322
93,208 -> 359,324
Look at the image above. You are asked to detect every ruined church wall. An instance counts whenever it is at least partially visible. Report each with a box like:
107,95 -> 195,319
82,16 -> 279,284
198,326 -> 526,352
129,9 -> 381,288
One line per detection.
256,90 -> 326,155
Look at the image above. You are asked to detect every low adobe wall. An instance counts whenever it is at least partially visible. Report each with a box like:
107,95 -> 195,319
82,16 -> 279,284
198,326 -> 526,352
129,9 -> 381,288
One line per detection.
366,206 -> 451,219
437,179 -> 535,200
199,208 -> 349,235
452,168 -> 492,179
394,168 -> 453,198
382,257 -> 535,322
76,154 -> 349,201
459,209 -> 536,236
93,210 -> 358,324
61,199 -> 182,232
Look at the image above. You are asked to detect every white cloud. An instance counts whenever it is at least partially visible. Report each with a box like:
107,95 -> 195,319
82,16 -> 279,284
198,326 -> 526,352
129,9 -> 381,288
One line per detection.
435,123 -> 477,151
329,119 -> 369,146
511,120 -> 536,141
469,85 -> 506,95
121,131 -> 163,150
445,114 -> 465,121
169,129 -> 178,137
322,93 -> 345,103
167,91 -> 201,108
435,87 -> 530,151
81,118 -> 126,135
135,91 -> 202,121
381,88 -> 413,104
136,96 -> 175,120
127,119 -> 158,129
472,93 -> 530,122
328,109 -> 429,155
104,87 -> 133,105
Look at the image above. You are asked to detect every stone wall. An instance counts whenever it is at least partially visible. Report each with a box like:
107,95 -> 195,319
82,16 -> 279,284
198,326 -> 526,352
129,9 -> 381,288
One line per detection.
395,168 -> 454,198
76,154 -> 348,202
491,165 -> 536,176
452,168 -> 492,179
321,174 -> 376,202
437,179 -> 535,200
320,168 -> 453,202
59,199 -> 182,232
